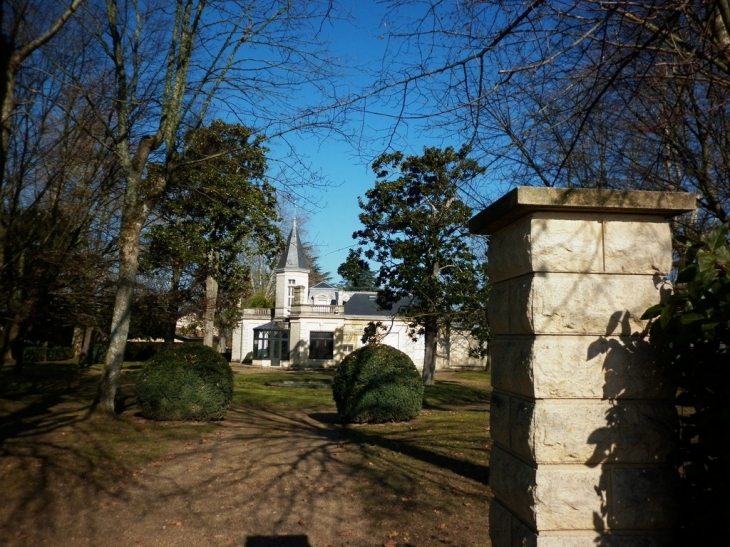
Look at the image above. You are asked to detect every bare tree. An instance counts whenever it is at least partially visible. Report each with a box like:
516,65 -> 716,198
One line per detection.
0,4 -> 119,370
0,0 -> 86,192
85,0 -> 347,413
361,1 -> 730,226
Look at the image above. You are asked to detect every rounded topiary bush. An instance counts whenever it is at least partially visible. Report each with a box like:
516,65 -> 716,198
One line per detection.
135,343 -> 233,421
332,344 -> 424,424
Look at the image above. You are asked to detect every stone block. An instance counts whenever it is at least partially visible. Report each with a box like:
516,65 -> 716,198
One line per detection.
490,448 -> 676,532
489,446 -> 541,528
490,336 -> 674,400
491,447 -> 604,530
469,187 -> 696,236
529,214 -> 603,275
603,217 -> 672,274
490,390 -> 511,449
537,534 -> 674,547
488,273 -> 662,336
610,468 -> 678,529
488,213 -> 673,282
488,215 -> 533,283
489,214 -> 603,282
490,500 -> 525,547
490,395 -> 675,465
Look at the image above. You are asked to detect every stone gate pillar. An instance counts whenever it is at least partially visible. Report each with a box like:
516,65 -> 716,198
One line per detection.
469,188 -> 696,547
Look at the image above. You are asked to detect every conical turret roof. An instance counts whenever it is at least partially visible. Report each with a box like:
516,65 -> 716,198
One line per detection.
275,219 -> 310,271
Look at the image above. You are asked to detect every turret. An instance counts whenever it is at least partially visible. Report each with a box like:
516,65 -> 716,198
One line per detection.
274,219 -> 310,318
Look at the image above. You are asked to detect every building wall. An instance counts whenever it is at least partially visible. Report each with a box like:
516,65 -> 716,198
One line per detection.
231,316 -> 270,363
232,312 -> 488,370
436,327 -> 487,370
291,317 -> 346,367
274,270 -> 309,318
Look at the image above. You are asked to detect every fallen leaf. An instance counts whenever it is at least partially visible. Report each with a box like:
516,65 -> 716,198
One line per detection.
172,521 -> 182,526
436,523 -> 446,531
298,520 -> 306,526
383,541 -> 398,547
433,509 -> 441,514
400,497 -> 410,502
338,529 -> 354,537
388,531 -> 398,538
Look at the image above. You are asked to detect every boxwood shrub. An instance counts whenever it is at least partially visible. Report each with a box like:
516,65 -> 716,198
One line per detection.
47,346 -> 73,361
124,341 -> 163,362
332,344 -> 423,424
135,343 -> 233,421
22,346 -> 46,363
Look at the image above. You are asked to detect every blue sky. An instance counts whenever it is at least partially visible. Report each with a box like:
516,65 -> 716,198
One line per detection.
262,1 -> 472,281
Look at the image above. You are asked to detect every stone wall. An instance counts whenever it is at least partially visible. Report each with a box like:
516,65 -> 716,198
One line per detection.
471,188 -> 695,546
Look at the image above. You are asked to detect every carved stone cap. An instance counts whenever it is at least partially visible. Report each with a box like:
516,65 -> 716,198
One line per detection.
469,187 -> 697,235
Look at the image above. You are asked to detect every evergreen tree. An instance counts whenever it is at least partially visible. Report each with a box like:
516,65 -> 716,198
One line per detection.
144,121 -> 282,347
352,145 -> 489,385
337,250 -> 379,291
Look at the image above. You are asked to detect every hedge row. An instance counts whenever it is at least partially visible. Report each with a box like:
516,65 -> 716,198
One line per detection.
22,346 -> 74,363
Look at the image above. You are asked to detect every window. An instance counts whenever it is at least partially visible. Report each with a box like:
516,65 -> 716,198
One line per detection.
287,279 -> 295,308
309,331 -> 334,360
342,344 -> 354,353
253,328 -> 290,361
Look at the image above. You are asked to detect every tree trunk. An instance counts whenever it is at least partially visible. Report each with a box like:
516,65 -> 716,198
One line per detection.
164,262 -> 182,346
203,274 -> 218,347
0,319 -> 19,369
96,201 -> 146,413
78,326 -> 94,367
10,321 -> 29,376
72,327 -> 84,357
422,318 -> 438,385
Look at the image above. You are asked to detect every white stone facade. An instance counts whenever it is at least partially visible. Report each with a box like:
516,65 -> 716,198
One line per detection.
231,224 -> 486,370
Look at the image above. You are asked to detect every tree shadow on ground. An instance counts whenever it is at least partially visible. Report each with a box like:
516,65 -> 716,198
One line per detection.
310,411 -> 490,485
1,368 -> 491,547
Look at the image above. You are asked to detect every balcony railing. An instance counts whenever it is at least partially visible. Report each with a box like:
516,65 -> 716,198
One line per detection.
242,308 -> 274,318
290,304 -> 344,315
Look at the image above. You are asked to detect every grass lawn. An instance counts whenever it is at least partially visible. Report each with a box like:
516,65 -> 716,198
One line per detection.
0,361 -> 492,546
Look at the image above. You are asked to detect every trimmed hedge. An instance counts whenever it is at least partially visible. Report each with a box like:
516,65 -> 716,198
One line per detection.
47,346 -> 74,361
22,345 -> 74,363
332,344 -> 423,424
22,346 -> 46,364
124,341 -> 164,362
135,344 -> 233,421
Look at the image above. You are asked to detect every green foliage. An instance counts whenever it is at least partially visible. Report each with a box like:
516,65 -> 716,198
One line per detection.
241,290 -> 275,309
22,346 -> 73,363
338,249 -> 379,290
22,346 -> 46,364
351,145 -> 490,382
46,346 -> 73,361
124,342 -> 164,362
332,344 -> 424,424
141,120 -> 282,337
135,344 -> 234,421
642,223 -> 730,542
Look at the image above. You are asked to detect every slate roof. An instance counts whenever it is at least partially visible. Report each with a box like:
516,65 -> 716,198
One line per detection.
276,221 -> 309,271
311,281 -> 338,290
343,293 -> 413,317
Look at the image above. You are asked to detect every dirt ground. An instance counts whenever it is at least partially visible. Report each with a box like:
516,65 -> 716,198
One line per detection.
0,369 -> 491,547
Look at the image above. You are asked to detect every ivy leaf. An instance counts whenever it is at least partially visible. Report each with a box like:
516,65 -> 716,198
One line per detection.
641,303 -> 664,320
704,224 -> 729,251
679,313 -> 705,324
660,303 -> 674,328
